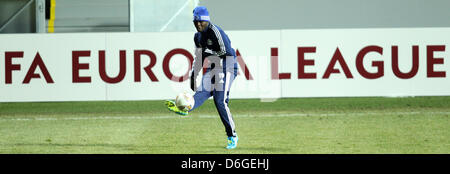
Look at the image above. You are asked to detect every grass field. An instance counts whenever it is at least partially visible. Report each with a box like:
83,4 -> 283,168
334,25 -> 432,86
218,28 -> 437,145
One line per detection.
0,96 -> 448,154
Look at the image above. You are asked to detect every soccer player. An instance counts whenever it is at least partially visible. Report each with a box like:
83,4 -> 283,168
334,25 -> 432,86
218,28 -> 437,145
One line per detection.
166,6 -> 239,149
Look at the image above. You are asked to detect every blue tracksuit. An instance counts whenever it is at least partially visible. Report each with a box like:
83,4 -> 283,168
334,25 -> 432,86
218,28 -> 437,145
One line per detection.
190,22 -> 238,137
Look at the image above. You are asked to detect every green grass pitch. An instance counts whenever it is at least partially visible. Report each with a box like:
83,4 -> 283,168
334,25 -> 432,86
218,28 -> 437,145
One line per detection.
0,97 -> 448,154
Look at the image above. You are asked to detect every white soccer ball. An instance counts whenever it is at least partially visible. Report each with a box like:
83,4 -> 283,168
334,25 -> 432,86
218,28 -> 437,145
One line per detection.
175,92 -> 195,112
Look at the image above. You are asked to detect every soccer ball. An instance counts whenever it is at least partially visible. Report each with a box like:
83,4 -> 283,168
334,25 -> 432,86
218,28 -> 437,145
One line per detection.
175,92 -> 195,112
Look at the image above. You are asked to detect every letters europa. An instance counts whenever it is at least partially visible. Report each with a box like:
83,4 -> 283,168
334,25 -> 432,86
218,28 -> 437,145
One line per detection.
2,45 -> 446,84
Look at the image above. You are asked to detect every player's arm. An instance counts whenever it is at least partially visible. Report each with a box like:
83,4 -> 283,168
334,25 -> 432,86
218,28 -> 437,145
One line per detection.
190,33 -> 203,91
203,25 -> 226,58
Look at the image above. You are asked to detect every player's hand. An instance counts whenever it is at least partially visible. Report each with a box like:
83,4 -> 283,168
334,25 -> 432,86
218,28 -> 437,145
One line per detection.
190,73 -> 196,92
203,48 -> 213,58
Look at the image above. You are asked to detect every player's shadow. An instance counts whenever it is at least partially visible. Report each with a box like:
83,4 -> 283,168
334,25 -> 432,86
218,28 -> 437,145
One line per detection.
200,145 -> 292,153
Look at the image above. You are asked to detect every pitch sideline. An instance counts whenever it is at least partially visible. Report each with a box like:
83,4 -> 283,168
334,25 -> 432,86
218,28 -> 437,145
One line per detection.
0,111 -> 449,121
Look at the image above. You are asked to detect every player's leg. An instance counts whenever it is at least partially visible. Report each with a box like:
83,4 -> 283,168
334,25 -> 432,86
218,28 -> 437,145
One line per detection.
166,70 -> 213,115
189,71 -> 214,111
190,90 -> 212,111
213,89 -> 236,137
213,68 -> 238,149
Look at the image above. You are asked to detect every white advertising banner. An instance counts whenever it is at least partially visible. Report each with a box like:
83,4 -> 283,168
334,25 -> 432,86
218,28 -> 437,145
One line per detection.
0,28 -> 449,102
280,28 -> 450,97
